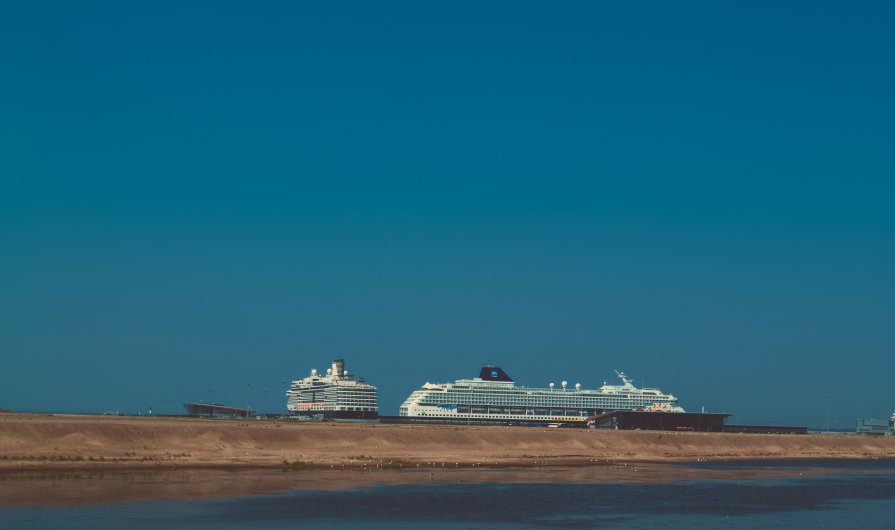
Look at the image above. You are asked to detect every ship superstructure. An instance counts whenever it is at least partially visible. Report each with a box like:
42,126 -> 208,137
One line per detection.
399,365 -> 682,424
286,359 -> 378,419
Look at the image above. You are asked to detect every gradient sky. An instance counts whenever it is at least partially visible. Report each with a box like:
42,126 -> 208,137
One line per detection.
2,1 -> 893,427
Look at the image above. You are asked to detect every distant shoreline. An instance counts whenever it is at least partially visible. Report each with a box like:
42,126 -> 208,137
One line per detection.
2,412 -> 894,472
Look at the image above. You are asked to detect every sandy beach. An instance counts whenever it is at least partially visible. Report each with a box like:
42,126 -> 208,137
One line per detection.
2,413 -> 894,472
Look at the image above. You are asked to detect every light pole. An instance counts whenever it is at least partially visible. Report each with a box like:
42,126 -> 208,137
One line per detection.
825,394 -> 830,434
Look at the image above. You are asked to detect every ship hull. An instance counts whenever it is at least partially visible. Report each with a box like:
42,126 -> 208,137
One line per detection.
383,411 -> 731,431
587,411 -> 731,432
288,410 -> 379,421
380,415 -> 579,427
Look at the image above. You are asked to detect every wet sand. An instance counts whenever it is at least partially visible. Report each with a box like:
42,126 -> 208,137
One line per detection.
2,413 -> 894,473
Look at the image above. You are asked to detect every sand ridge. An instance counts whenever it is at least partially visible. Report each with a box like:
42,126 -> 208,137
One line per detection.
2,413 -> 894,471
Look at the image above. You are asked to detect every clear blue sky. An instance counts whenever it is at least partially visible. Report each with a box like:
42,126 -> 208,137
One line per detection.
2,1 -> 893,427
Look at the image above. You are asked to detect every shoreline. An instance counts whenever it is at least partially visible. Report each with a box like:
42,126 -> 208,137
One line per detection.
2,412 -> 894,472
12,455 -> 893,474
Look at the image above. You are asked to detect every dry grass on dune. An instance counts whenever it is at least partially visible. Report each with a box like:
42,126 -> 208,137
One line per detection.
1,413 -> 894,471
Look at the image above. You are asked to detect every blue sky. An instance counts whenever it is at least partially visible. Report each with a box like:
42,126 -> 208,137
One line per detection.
2,1 -> 893,426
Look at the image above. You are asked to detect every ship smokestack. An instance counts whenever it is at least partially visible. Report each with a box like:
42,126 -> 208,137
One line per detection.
332,359 -> 345,377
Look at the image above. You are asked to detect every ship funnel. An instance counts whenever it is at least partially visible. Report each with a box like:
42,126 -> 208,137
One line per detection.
332,359 -> 345,377
479,365 -> 513,382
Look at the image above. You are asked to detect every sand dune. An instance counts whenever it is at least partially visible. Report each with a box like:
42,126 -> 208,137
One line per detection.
2,413 -> 894,471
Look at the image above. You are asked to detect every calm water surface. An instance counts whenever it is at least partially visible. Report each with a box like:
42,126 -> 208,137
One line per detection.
2,460 -> 895,529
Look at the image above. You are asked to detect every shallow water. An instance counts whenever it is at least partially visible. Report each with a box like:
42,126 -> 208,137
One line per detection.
2,460 -> 894,529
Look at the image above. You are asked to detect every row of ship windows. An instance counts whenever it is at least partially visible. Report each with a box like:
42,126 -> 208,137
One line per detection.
417,399 -> 662,406
291,401 -> 379,407
291,394 -> 377,399
453,408 -> 597,416
403,407 -> 604,416
293,384 -> 375,387
412,413 -> 589,419
291,387 -> 376,391
292,395 -> 377,400
294,391 -> 377,395
296,407 -> 376,411
291,396 -> 376,403
406,396 -> 639,402
420,396 -> 660,407
434,389 -> 661,396
424,392 -> 667,398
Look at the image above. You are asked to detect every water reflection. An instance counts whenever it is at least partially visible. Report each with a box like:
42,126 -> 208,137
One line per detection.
2,460 -> 890,507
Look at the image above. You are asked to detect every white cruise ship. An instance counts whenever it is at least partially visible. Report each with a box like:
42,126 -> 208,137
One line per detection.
399,365 -> 683,424
286,359 -> 378,419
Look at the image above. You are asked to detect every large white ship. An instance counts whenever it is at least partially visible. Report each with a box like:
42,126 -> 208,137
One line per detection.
399,365 -> 682,424
286,359 -> 378,419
